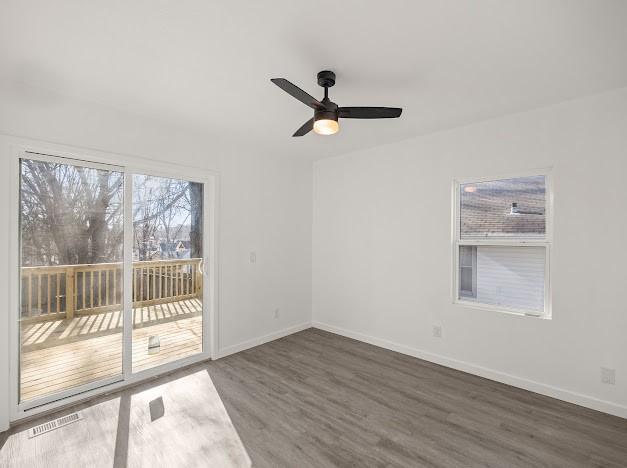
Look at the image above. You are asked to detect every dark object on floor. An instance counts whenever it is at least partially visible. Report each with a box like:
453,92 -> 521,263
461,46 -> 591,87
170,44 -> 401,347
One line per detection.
149,397 -> 165,422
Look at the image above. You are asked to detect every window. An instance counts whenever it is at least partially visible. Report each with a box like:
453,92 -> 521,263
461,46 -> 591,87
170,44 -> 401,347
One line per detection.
458,245 -> 476,298
453,173 -> 551,316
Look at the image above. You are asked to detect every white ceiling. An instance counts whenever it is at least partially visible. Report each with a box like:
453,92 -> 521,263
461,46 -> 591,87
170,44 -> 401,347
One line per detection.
1,0 -> 626,160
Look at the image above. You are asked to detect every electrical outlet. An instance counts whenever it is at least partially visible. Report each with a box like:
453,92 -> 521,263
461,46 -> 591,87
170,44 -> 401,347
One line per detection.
601,367 -> 615,385
274,308 -> 280,319
249,251 -> 257,263
433,325 -> 442,338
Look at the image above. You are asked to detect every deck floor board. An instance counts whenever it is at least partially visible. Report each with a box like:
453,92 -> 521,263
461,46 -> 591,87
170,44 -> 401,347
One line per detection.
20,298 -> 203,401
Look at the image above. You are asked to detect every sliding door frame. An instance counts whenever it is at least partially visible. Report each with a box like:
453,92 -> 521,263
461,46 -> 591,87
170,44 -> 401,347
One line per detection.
8,141 -> 220,422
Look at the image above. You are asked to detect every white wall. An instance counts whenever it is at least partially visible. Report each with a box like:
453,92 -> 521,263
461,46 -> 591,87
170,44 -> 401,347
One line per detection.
313,88 -> 627,418
0,81 -> 312,429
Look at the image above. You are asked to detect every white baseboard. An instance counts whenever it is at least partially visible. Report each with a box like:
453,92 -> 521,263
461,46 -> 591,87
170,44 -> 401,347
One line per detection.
217,322 -> 312,358
312,321 -> 627,420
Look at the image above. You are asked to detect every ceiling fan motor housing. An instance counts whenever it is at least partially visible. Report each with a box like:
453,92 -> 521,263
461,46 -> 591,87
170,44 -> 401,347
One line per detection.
317,70 -> 336,88
315,99 -> 338,122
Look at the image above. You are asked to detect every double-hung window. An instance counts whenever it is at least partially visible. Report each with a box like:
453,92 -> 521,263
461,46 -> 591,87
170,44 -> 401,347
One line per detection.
453,172 -> 552,317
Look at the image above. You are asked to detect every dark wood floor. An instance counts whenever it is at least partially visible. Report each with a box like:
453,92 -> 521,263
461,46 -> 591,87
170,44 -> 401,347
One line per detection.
212,329 -> 627,468
2,328 -> 627,467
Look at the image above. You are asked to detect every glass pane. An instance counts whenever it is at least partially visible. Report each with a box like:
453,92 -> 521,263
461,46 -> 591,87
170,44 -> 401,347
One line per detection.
459,245 -> 475,267
459,268 -> 474,295
467,245 -> 545,313
132,174 -> 203,372
460,175 -> 546,239
19,158 -> 124,402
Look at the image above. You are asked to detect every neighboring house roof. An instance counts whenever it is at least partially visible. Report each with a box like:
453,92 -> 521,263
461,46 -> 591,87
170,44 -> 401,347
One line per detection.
460,176 -> 545,238
160,241 -> 178,252
176,240 -> 191,250
160,240 -> 191,252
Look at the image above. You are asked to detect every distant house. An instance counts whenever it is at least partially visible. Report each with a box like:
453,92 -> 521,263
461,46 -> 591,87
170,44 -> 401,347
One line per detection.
175,240 -> 191,258
460,176 -> 545,238
159,240 -> 191,259
159,241 -> 178,257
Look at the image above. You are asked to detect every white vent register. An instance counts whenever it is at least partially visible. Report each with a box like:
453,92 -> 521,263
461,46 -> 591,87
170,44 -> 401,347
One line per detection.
28,412 -> 83,438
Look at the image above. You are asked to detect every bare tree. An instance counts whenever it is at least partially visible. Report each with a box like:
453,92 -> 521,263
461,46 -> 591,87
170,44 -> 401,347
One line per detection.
20,160 -> 123,266
20,160 -> 199,266
132,175 -> 197,261
189,182 -> 203,258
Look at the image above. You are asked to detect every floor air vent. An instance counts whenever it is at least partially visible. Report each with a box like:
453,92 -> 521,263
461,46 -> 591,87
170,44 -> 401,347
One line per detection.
28,412 -> 82,438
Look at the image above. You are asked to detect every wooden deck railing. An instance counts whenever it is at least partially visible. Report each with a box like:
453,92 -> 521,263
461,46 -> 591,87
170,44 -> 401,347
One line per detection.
20,258 -> 203,321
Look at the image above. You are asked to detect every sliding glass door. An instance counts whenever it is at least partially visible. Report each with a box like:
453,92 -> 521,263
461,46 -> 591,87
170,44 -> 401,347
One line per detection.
17,153 -> 207,407
131,174 -> 203,372
19,156 -> 125,403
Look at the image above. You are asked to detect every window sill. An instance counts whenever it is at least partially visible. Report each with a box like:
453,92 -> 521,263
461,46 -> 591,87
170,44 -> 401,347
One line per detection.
453,299 -> 551,319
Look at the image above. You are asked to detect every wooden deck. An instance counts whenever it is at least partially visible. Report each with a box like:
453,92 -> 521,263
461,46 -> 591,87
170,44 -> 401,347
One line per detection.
20,298 -> 203,402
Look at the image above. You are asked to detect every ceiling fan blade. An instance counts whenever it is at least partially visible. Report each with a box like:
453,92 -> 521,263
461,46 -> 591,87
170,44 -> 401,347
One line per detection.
292,118 -> 314,137
338,107 -> 402,119
271,78 -> 324,110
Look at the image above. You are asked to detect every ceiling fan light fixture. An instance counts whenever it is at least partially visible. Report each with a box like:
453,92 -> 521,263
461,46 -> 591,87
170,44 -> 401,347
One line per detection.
313,107 -> 339,135
313,118 -> 339,135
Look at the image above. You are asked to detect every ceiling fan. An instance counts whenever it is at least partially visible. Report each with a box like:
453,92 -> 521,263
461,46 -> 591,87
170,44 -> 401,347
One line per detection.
270,70 -> 402,137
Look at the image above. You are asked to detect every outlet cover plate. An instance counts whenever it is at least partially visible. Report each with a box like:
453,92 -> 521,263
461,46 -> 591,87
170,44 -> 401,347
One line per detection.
601,367 -> 616,385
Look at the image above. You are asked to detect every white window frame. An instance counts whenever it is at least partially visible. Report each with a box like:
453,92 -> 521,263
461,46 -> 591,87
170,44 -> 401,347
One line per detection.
7,140 -> 220,423
451,169 -> 553,318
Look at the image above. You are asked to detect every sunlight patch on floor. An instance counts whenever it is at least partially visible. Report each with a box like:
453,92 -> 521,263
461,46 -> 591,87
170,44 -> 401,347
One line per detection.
1,369 -> 251,468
